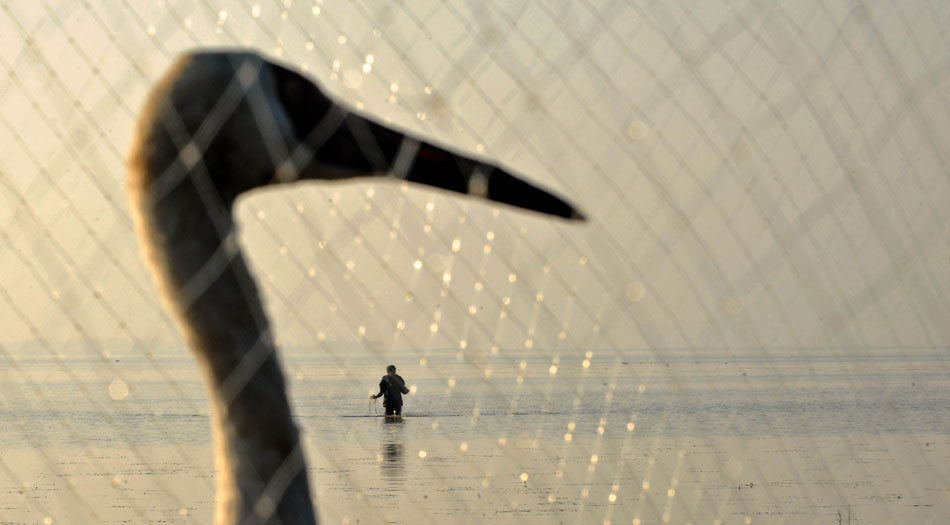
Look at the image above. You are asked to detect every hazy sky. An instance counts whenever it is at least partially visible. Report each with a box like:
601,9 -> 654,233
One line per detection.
1,1 -> 949,358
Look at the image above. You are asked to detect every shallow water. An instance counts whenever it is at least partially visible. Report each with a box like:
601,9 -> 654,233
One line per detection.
1,347 -> 948,523
4,347 -> 948,446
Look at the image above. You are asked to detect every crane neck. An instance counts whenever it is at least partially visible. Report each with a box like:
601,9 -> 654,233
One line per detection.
129,162 -> 315,524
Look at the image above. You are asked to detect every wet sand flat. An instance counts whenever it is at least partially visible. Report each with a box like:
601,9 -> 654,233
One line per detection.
1,432 -> 947,524
306,431 -> 950,524
2,350 -> 948,523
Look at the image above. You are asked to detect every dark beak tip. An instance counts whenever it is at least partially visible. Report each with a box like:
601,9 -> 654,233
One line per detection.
569,209 -> 588,222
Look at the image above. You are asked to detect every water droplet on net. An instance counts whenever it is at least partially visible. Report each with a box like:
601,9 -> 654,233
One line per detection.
626,281 -> 646,302
108,379 -> 129,401
626,119 -> 649,141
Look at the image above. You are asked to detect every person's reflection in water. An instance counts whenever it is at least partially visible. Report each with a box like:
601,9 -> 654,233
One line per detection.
379,416 -> 405,488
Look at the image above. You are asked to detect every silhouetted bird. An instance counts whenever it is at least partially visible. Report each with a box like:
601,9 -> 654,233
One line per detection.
128,50 -> 583,524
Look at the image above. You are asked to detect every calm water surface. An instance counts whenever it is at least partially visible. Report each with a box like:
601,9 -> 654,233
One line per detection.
1,347 -> 949,523
2,347 -> 948,447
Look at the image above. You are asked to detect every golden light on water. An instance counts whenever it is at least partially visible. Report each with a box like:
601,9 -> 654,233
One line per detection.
2,1 -> 948,523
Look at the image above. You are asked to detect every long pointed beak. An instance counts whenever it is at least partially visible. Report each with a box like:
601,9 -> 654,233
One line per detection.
266,59 -> 585,221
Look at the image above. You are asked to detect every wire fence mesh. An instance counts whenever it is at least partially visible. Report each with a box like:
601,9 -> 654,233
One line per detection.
1,0 -> 949,523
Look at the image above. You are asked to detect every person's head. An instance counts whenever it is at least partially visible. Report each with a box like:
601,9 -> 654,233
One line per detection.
386,365 -> 396,376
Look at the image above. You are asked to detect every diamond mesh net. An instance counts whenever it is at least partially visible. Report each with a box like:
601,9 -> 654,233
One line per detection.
1,1 -> 949,523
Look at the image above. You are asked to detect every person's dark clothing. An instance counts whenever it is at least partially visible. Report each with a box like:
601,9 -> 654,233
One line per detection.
376,374 -> 409,414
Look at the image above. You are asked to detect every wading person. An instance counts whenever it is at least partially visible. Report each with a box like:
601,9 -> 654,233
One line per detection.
371,365 -> 410,416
